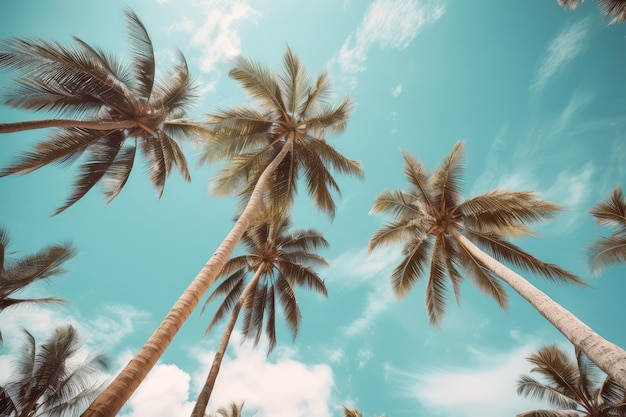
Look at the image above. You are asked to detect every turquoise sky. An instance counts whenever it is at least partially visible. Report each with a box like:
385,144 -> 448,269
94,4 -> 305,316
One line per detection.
2,1 -> 626,416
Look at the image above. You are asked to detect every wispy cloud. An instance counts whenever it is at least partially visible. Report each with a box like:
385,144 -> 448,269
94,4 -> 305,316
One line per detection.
388,336 -> 550,417
337,0 -> 444,78
168,0 -> 260,73
532,17 -> 592,92
554,90 -> 594,134
392,84 -> 403,97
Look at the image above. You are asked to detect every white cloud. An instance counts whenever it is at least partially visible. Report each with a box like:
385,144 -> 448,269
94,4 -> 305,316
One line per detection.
337,0 -> 445,74
327,245 -> 402,287
192,333 -> 334,417
82,304 -> 150,351
391,340 -> 551,417
122,363 -> 195,417
392,84 -> 403,97
555,90 -> 594,134
169,1 -> 260,73
532,17 -> 592,92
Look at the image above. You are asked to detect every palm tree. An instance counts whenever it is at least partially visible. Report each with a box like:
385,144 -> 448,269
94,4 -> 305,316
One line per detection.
82,47 -> 361,417
516,344 -> 626,416
368,141 -> 626,388
557,0 -> 626,24
191,216 -> 329,417
0,226 -> 76,342
0,9 -> 205,214
342,406 -> 387,417
0,325 -> 109,417
587,185 -> 626,275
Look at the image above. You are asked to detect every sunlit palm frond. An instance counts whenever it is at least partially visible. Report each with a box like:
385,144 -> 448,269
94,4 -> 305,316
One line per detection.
228,55 -> 286,115
264,285 -> 277,353
301,71 -> 332,118
123,8 -> 155,101
587,235 -> 626,276
203,272 -> 246,334
369,222 -> 420,253
307,136 -> 363,178
401,151 -> 435,210
526,345 -> 581,401
280,46 -> 309,116
389,237 -> 432,298
210,149 -> 273,197
430,141 -> 464,211
304,96 -> 354,135
597,0 -> 626,23
463,228 -> 584,285
574,347 -> 599,401
599,377 -> 626,406
139,135 -> 168,198
279,230 -> 329,252
342,406 -> 363,417
151,52 -> 196,114
300,143 -> 340,218
517,375 -> 581,409
278,262 -> 328,296
3,242 -> 76,291
369,189 -> 425,220
589,186 -> 626,230
459,190 -> 563,230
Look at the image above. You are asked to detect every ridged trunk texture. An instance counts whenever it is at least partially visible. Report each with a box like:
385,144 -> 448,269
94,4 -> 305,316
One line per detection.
190,269 -> 263,417
452,230 -> 626,389
81,137 -> 294,417
0,119 -> 139,134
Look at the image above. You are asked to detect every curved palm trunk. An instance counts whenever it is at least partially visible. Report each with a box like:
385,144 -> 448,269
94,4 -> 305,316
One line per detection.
191,269 -> 263,417
82,136 -> 294,417
0,119 -> 139,134
452,229 -> 626,389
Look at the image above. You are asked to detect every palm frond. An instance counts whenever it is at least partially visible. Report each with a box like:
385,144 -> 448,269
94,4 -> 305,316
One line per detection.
152,51 -> 197,114
587,236 -> 626,276
276,273 -> 301,340
53,133 -> 124,215
526,345 -> 580,401
557,0 -> 582,11
301,71 -> 332,118
307,136 -> 363,178
301,143 -> 340,218
102,143 -> 137,203
265,286 -> 277,353
304,96 -> 354,135
459,190 -> 563,230
516,409 -> 581,417
123,9 -> 155,101
277,262 -> 328,296
369,222 -> 420,253
228,55 -> 287,116
202,272 -> 245,334
140,135 -> 167,198
462,228 -> 584,285
400,151 -> 435,211
369,189 -> 425,220
599,377 -> 626,406
589,186 -> 626,229
596,0 -> 626,23
430,140 -> 464,212
389,236 -> 432,298
517,375 -> 581,409
425,237 -> 449,326
280,46 -> 308,116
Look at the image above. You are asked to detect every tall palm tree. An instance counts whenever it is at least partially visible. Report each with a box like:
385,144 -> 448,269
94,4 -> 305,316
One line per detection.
82,47 -> 361,417
0,325 -> 109,417
587,185 -> 626,275
516,344 -> 626,417
368,141 -> 626,388
0,9 -> 204,214
557,0 -> 626,24
191,216 -> 329,417
0,226 -> 76,342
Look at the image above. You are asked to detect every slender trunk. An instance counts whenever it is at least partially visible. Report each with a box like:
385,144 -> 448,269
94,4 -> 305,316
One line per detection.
81,135 -> 294,417
0,119 -> 138,134
452,229 -> 626,389
190,269 -> 263,417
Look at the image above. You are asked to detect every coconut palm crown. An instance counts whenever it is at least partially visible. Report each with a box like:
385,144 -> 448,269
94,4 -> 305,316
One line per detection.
201,46 -> 363,219
516,344 -> 626,417
0,325 -> 109,417
203,215 -> 329,353
587,185 -> 626,275
0,9 -> 205,214
369,141 -> 583,325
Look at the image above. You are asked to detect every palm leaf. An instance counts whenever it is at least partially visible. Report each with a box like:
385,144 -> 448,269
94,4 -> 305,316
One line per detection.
228,55 -> 287,116
301,71 -> 332,118
303,96 -> 354,135
280,46 -> 308,116
102,143 -> 137,203
587,236 -> 626,276
276,273 -> 301,340
123,9 -> 155,101
307,136 -> 363,178
516,375 -> 581,409
430,141 -> 464,212
425,237 -> 449,326
516,410 -> 581,417
596,0 -> 626,23
589,186 -> 626,229
389,236 -> 432,298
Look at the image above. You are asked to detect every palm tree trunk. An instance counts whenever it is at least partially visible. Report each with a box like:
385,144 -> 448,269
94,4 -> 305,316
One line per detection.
0,119 -> 139,134
452,229 -> 626,389
190,269 -> 263,417
81,135 -> 294,417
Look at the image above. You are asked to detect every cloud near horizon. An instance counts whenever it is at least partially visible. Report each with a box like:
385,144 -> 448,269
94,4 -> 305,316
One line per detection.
337,0 -> 445,76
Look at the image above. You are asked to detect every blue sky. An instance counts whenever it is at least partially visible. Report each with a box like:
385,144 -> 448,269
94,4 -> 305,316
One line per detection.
1,1 -> 626,416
